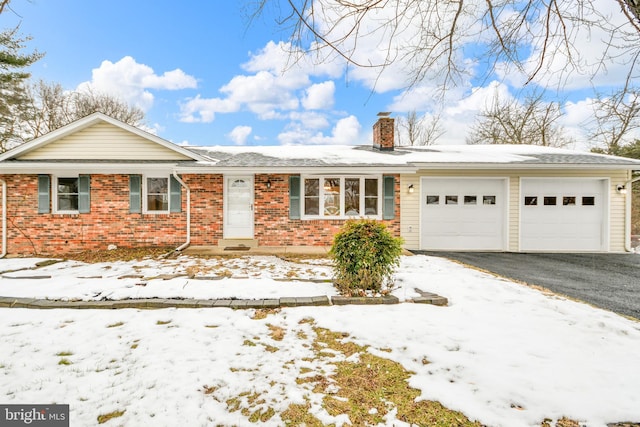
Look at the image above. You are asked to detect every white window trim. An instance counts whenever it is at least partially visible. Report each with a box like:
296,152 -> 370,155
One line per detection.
52,174 -> 79,214
300,175 -> 382,220
143,175 -> 171,214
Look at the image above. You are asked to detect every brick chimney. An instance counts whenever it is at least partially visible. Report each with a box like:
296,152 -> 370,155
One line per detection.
373,112 -> 394,151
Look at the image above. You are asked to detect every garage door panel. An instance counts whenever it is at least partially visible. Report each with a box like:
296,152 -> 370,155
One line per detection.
421,178 -> 506,250
520,178 -> 606,251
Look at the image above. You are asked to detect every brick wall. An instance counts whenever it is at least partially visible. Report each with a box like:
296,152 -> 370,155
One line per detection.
1,172 -> 401,255
0,174 -> 187,256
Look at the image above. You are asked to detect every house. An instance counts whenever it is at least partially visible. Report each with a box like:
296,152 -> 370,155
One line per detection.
1,112 -> 639,257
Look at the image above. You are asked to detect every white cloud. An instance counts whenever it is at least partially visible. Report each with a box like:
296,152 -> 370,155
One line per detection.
77,56 -> 197,111
227,126 -> 253,145
302,81 -> 335,110
278,115 -> 361,145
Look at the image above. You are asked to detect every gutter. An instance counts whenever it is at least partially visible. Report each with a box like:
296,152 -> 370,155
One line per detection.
172,171 -> 191,252
0,179 -> 6,258
624,174 -> 640,252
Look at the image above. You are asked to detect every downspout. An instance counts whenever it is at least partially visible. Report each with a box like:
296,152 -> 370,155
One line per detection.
623,174 -> 640,252
0,179 -> 6,258
172,171 -> 191,252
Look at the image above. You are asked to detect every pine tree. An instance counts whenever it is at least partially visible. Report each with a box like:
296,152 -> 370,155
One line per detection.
0,26 -> 43,152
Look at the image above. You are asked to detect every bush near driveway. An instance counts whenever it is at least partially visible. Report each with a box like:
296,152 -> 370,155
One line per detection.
330,219 -> 403,296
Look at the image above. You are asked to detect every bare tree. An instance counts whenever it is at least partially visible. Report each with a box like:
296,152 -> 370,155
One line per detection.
467,91 -> 573,147
588,85 -> 640,154
23,81 -> 145,139
251,1 -> 640,92
395,110 -> 443,146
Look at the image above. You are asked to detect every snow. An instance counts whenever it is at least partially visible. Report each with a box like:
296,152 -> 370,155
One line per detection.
194,144 -> 547,165
1,254 -> 639,427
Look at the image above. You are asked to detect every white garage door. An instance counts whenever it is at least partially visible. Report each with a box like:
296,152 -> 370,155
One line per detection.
520,178 -> 607,251
420,178 -> 507,250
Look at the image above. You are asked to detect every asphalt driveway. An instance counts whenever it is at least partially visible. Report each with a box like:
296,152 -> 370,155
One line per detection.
413,252 -> 640,320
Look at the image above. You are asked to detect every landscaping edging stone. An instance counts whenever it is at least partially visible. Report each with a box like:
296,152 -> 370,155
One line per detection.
331,295 -> 399,305
0,292 -> 448,310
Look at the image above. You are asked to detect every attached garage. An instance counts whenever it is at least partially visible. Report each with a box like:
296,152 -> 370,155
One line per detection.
420,177 -> 508,250
520,178 -> 608,251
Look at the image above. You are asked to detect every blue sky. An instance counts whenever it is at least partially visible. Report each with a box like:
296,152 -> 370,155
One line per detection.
2,0 -> 637,149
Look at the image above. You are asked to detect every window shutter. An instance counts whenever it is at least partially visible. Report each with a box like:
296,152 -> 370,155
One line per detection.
383,176 -> 395,220
169,175 -> 182,213
129,175 -> 142,213
78,175 -> 91,213
289,176 -> 301,219
37,175 -> 50,214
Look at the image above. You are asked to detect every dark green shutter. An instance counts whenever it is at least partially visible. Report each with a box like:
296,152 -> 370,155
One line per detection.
129,175 -> 142,213
383,176 -> 395,220
37,175 -> 50,214
169,175 -> 182,213
78,175 -> 91,213
289,176 -> 301,219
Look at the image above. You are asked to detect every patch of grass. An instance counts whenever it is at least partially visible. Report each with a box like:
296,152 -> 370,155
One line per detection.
267,324 -> 285,341
204,324 -> 219,328
280,402 -> 324,426
308,326 -> 482,426
242,339 -> 257,347
106,321 -> 124,328
262,344 -> 279,353
68,247 -> 172,263
55,351 -> 73,357
156,320 -> 172,325
57,358 -> 72,366
97,410 -> 125,424
252,308 -> 281,320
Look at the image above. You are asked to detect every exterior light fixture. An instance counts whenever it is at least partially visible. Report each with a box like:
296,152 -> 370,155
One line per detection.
266,179 -> 272,189
616,184 -> 627,194
408,184 -> 415,194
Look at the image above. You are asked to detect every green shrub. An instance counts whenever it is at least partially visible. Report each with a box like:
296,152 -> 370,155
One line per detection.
330,219 -> 404,296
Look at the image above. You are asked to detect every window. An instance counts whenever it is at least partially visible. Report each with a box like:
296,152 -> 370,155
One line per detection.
464,195 -> 477,205
301,175 -> 381,218
50,175 -> 90,214
483,195 -> 496,205
57,178 -> 79,211
445,195 -> 458,205
146,177 -> 169,212
524,196 -> 537,206
543,196 -> 557,206
582,196 -> 595,206
563,196 -> 576,206
426,195 -> 439,205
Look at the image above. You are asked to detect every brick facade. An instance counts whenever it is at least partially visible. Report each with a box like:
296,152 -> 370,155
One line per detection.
1,173 -> 401,256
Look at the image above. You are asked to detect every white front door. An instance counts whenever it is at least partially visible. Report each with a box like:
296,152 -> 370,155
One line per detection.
420,177 -> 508,250
224,175 -> 254,239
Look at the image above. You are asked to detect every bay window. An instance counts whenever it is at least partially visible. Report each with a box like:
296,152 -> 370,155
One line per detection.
301,175 -> 381,219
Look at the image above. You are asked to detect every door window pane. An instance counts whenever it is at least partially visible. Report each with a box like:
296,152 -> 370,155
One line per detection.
582,196 -> 595,206
426,195 -> 439,205
445,195 -> 458,205
483,195 -> 496,205
464,195 -> 477,205
543,196 -> 557,206
563,196 -> 576,206
524,196 -> 537,206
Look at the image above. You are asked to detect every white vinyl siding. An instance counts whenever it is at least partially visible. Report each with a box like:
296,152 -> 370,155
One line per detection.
400,169 -> 628,252
18,122 -> 193,161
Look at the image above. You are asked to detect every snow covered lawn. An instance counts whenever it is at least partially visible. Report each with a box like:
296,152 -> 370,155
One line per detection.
0,254 -> 639,426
